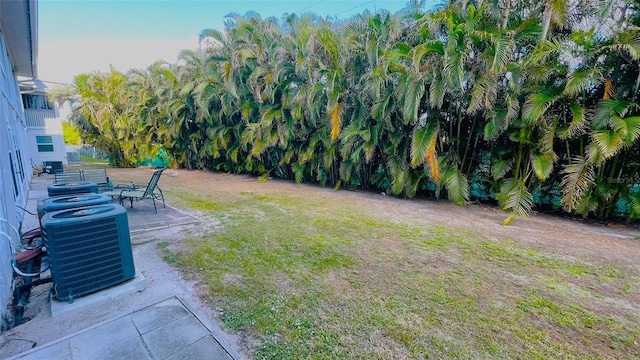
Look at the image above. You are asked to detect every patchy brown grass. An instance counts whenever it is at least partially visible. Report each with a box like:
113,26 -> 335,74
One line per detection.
111,167 -> 640,359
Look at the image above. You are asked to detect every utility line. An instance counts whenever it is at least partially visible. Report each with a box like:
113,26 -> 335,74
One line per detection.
334,0 -> 375,16
297,0 -> 325,13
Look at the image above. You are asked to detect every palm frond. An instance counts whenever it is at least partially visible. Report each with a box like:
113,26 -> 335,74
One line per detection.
539,116 -> 558,154
443,46 -> 465,91
593,99 -> 635,129
330,102 -> 344,141
223,62 -> 233,83
610,116 -> 640,144
411,41 -> 444,73
468,74 -> 489,114
595,180 -> 617,202
316,28 -> 340,66
562,101 -> 588,138
372,95 -> 392,122
293,162 -> 304,184
426,131 -> 440,183
506,95 -> 520,122
628,192 -> 640,220
525,64 -> 552,84
401,77 -> 426,124
386,154 -> 409,195
484,117 -> 502,141
603,78 -> 615,100
606,29 -> 640,61
384,43 -> 412,63
367,66 -> 388,99
443,165 -> 469,205
200,28 -> 225,44
585,143 -> 605,166
530,153 -> 555,181
563,68 -> 603,97
485,98 -> 519,140
525,38 -> 563,66
522,93 -> 557,125
545,0 -> 568,29
491,159 -> 512,180
363,126 -> 379,163
241,100 -> 257,122
512,18 -> 542,42
339,161 -> 354,184
410,121 -> 438,167
429,76 -> 446,109
593,0 -> 616,25
574,193 -> 598,217
468,72 -> 498,114
592,129 -> 624,159
496,178 -> 534,225
405,172 -> 425,198
489,34 -> 513,72
561,156 -> 595,212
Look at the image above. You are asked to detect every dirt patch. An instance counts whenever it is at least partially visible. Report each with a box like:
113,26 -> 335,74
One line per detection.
137,175 -> 636,256
122,167 -> 640,261
105,167 -> 640,358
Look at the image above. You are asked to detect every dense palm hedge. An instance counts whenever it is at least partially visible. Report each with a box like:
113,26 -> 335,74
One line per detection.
62,0 -> 640,223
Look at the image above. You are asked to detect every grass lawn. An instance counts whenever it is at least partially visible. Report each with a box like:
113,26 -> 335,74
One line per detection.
112,169 -> 640,359
80,155 -> 109,164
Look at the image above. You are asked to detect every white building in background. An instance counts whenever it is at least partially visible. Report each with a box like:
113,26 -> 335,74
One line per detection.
0,0 -> 38,327
19,78 -> 71,167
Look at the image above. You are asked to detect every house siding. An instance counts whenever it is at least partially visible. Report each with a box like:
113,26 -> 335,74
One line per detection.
25,107 -> 68,166
0,30 -> 32,327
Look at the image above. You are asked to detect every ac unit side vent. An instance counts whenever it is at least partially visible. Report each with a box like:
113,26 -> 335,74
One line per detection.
45,218 -> 118,239
49,231 -> 121,254
56,246 -> 121,265
53,252 -> 124,277
57,273 -> 127,300
50,228 -> 120,247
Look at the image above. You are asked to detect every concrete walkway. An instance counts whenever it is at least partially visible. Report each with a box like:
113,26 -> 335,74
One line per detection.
9,298 -> 234,360
1,172 -> 244,359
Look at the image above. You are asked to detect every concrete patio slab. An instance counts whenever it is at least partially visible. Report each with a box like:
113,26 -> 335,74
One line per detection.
1,172 -> 244,360
101,338 -> 152,360
165,336 -> 233,360
7,297 -> 237,360
20,172 -> 200,236
142,312 -> 210,359
130,297 -> 190,334
68,316 -> 140,358
124,200 -> 199,234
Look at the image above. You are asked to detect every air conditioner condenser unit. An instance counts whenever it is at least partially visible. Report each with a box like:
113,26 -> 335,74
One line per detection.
41,204 -> 135,302
47,181 -> 98,196
37,193 -> 113,220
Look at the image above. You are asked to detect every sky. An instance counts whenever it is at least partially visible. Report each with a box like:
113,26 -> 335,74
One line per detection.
37,0 -> 439,85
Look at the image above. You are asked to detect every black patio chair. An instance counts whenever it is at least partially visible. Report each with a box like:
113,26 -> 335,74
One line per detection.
103,168 -> 166,213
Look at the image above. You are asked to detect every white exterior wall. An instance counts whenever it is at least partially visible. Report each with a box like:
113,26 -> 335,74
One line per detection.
0,30 -> 32,327
25,108 -> 68,166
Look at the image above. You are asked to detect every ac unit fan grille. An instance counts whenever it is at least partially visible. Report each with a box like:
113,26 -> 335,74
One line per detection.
45,215 -> 134,300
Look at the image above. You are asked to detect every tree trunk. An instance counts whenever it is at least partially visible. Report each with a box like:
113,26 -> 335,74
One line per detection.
541,15 -> 551,40
502,0 -> 512,29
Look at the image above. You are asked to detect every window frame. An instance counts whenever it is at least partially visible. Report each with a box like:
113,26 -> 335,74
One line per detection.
36,135 -> 54,152
22,94 -> 53,110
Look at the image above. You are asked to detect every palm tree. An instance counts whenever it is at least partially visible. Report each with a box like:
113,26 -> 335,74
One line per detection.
69,69 -> 140,167
61,1 -> 640,223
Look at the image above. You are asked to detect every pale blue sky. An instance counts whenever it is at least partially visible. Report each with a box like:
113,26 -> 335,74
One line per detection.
37,0 -> 438,84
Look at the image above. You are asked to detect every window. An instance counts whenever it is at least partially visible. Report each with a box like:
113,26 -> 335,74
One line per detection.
36,135 -> 54,152
9,153 -> 18,197
16,149 -> 25,180
22,94 -> 53,110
